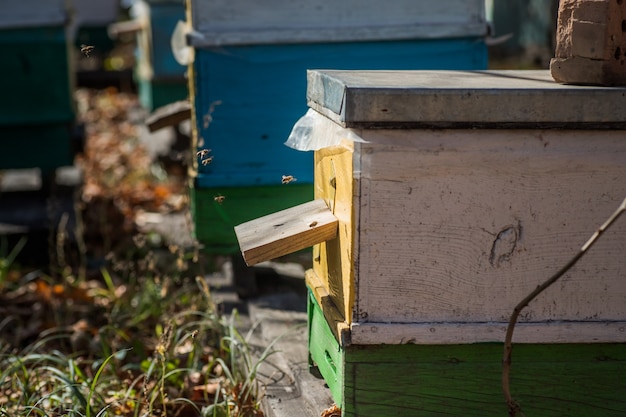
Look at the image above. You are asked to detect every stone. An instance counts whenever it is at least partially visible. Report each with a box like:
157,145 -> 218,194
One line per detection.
550,0 -> 626,85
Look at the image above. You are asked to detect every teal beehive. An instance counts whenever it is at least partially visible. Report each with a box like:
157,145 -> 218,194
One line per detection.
0,0 -> 76,173
132,0 -> 188,111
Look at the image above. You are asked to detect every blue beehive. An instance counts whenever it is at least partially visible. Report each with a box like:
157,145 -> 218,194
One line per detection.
185,0 -> 489,255
132,0 -> 187,110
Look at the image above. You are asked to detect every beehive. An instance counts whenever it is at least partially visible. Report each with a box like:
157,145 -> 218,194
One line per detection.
0,0 -> 76,172
185,0 -> 489,256
132,0 -> 187,110
237,70 -> 626,416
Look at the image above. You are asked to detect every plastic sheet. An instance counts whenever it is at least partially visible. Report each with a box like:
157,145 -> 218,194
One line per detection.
284,109 -> 363,151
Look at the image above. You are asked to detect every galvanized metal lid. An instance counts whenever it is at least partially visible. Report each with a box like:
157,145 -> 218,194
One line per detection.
307,70 -> 626,129
187,0 -> 487,47
0,0 -> 67,29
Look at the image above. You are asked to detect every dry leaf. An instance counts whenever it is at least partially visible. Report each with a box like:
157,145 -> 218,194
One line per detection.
321,404 -> 341,417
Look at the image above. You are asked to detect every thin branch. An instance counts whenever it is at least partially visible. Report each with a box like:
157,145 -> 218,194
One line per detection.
502,196 -> 626,417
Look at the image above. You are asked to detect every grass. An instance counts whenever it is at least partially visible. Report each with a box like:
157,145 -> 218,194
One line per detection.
0,242 -> 267,417
0,88 -> 270,417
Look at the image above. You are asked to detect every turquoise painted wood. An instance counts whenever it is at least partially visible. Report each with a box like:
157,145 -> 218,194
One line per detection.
193,38 -> 488,189
134,0 -> 187,110
145,1 -> 186,80
0,27 -> 74,126
0,26 -> 75,170
307,287 -> 626,417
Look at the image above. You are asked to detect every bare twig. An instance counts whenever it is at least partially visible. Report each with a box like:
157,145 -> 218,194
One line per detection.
502,196 -> 626,416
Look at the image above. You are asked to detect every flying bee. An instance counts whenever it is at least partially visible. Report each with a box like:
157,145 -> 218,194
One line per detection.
80,44 -> 94,57
214,195 -> 225,204
196,149 -> 211,158
281,175 -> 296,184
201,156 -> 214,166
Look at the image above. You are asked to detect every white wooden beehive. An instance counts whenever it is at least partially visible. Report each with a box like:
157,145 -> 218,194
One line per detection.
238,69 -> 626,346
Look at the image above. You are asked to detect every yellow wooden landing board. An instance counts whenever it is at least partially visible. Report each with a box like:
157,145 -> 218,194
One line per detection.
234,199 -> 338,266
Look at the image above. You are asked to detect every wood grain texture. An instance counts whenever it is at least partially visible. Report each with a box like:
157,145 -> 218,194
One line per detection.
354,128 -> 626,331
235,199 -> 337,266
313,141 -> 357,323
306,270 -> 350,343
342,343 -> 626,417
350,321 -> 626,345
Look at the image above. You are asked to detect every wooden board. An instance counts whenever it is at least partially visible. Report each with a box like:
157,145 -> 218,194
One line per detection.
342,342 -> 626,417
145,100 -> 191,132
313,141 -> 357,323
354,128 -> 626,329
235,199 -> 337,266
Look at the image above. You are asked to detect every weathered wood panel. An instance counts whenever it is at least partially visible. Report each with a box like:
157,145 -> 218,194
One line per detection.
355,128 -> 626,326
235,199 -> 337,266
313,142 -> 356,323
349,321 -> 626,345
342,343 -> 626,417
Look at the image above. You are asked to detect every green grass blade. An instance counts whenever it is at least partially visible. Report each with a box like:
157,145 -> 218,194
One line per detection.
86,348 -> 132,417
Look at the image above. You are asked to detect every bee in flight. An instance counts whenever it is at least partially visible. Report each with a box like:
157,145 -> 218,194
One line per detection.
201,156 -> 214,166
214,195 -> 225,204
281,175 -> 296,184
80,44 -> 94,57
196,149 -> 211,158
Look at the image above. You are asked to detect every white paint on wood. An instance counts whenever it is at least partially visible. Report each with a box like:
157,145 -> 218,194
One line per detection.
189,0 -> 486,46
350,321 -> 626,345
353,128 -> 626,327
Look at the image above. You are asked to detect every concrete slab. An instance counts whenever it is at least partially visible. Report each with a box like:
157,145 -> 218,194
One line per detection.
248,291 -> 335,417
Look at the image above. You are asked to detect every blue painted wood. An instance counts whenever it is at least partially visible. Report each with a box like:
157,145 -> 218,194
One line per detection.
135,1 -> 187,110
147,2 -> 186,80
193,37 -> 487,188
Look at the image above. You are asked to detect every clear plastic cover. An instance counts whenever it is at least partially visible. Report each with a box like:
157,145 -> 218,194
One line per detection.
284,109 -> 363,151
